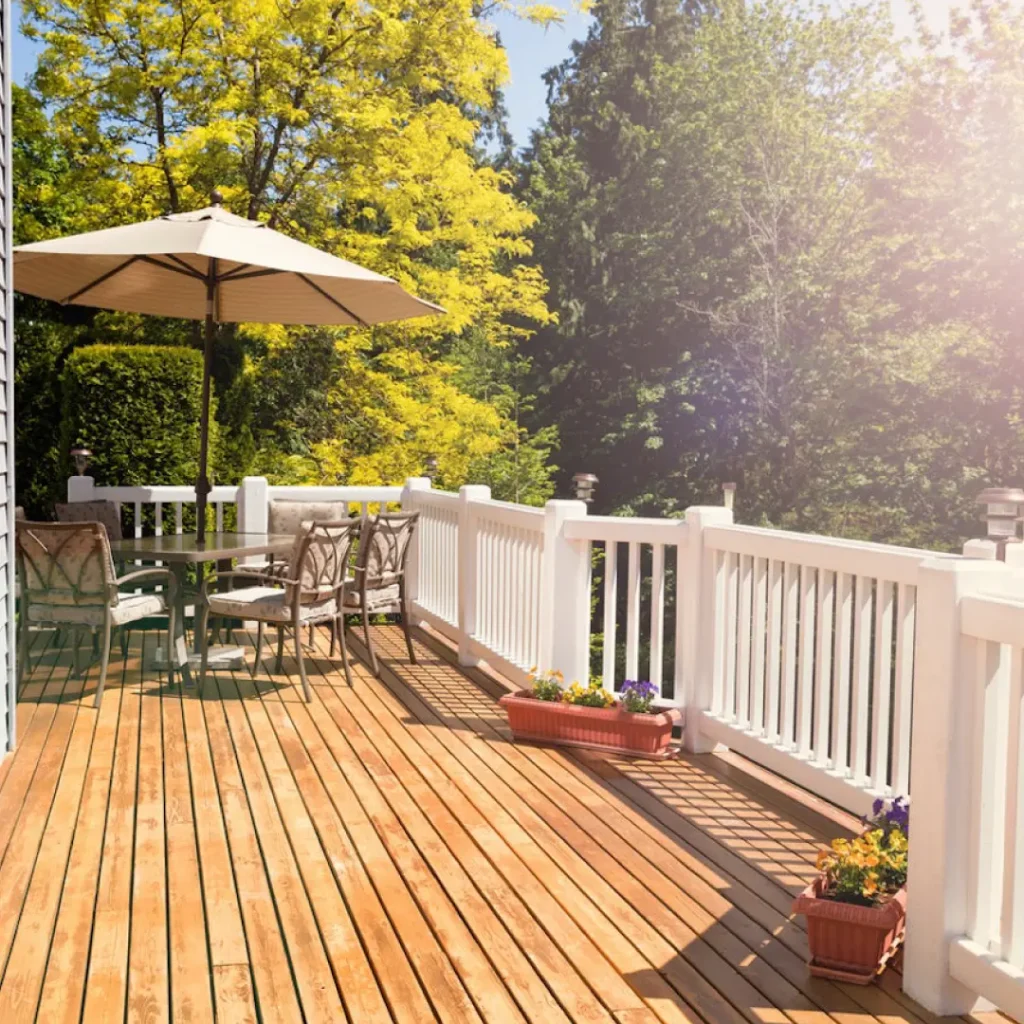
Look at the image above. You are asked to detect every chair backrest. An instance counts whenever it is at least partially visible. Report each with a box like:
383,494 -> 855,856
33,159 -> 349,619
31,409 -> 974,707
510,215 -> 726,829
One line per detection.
55,500 -> 123,542
357,512 -> 419,591
17,521 -> 118,608
268,499 -> 352,537
287,519 -> 362,602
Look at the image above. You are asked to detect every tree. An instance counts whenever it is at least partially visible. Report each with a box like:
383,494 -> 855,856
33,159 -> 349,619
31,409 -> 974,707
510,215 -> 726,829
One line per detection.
522,0 -> 1024,546
19,0 -> 559,500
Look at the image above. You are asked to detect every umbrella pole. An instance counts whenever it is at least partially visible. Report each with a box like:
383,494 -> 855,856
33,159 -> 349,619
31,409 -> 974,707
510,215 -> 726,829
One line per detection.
195,265 -> 216,545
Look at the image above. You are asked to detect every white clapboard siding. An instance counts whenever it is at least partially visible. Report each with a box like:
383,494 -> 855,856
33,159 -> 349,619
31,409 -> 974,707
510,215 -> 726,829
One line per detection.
1,0 -> 11,753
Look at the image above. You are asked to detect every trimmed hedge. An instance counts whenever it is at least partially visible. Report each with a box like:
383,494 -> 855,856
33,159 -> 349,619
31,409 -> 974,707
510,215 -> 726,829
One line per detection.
59,344 -> 211,487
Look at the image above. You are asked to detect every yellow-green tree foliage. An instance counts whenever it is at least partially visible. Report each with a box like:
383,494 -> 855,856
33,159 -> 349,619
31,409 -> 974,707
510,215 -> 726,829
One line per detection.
21,0 -> 557,489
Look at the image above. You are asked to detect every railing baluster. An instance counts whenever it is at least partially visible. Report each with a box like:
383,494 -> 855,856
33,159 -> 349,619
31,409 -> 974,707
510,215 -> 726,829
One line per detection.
154,501 -> 163,537
215,502 -> 224,533
850,575 -> 874,783
650,543 -> 665,696
871,579 -> 895,790
175,502 -> 183,535
724,552 -> 740,722
736,554 -> 753,728
750,556 -> 767,736
602,541 -> 618,691
814,568 -> 835,766
832,572 -> 854,775
780,561 -> 798,747
764,558 -> 783,741
625,542 -> 641,682
891,583 -> 915,794
796,565 -> 816,756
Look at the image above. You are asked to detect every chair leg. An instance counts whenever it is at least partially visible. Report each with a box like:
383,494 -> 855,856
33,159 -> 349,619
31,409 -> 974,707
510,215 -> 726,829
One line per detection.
167,602 -> 176,688
330,618 -> 338,657
17,610 -> 29,686
72,629 -> 84,679
120,627 -> 129,659
308,623 -> 314,648
276,626 -> 284,674
362,606 -> 379,676
252,621 -> 265,679
95,619 -> 112,709
400,585 -> 416,664
197,601 -> 211,695
294,621 -> 312,702
337,618 -> 353,687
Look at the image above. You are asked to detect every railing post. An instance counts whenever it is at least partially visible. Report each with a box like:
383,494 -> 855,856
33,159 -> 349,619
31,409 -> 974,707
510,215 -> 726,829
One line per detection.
401,477 -> 431,610
67,476 -> 95,503
904,556 -> 1011,1014
538,499 -> 590,685
236,476 -> 269,566
457,484 -> 490,666
680,506 -> 734,752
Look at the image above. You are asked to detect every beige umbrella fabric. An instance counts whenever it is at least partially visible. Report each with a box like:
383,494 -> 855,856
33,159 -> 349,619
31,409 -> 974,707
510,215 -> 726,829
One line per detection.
13,200 -> 445,541
13,203 -> 444,325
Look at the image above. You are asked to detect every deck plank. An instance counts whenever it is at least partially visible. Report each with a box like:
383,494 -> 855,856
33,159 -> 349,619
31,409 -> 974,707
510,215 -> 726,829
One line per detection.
34,648 -> 130,1024
0,657 -> 100,1021
162,655 -> 217,1024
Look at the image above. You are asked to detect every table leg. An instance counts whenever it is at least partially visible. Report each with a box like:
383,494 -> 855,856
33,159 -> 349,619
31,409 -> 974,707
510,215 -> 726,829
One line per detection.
173,563 -> 194,687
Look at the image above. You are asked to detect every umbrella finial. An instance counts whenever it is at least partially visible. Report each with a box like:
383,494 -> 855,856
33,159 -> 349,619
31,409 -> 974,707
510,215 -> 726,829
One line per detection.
210,188 -> 224,207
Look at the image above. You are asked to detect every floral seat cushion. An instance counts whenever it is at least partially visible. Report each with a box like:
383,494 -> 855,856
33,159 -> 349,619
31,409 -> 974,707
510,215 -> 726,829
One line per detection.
207,586 -> 338,623
29,591 -> 168,627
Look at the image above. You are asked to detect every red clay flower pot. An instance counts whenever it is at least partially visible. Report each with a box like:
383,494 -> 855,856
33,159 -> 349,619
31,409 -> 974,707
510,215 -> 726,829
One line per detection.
792,876 -> 907,984
499,689 -> 682,759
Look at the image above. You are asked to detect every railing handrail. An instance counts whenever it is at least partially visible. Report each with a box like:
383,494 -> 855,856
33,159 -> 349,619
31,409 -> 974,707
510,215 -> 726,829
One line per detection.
78,483 -> 240,503
704,522 -> 949,585
564,514 -> 688,543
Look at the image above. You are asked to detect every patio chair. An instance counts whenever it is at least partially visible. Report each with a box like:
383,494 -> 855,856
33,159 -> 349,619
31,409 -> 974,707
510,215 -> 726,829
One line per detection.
16,521 -> 177,708
341,511 -> 419,676
196,518 -> 362,700
55,500 -> 123,541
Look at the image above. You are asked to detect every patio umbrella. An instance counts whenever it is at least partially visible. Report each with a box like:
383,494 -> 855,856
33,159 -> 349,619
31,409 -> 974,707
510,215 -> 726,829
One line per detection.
13,192 -> 444,542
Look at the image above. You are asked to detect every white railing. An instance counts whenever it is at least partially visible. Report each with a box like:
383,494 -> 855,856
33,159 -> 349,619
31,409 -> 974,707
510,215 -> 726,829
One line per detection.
903,562 -> 1024,1019
68,476 -> 403,538
405,486 -> 461,633
68,477 -> 241,536
696,524 -> 932,814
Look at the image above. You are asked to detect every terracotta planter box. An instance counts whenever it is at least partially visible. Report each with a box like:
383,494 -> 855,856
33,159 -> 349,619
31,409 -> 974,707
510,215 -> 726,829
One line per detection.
499,689 -> 682,759
792,876 -> 907,984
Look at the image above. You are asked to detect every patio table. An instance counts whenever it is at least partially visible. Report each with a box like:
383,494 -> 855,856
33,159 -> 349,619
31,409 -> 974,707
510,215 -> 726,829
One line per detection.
110,532 -> 295,685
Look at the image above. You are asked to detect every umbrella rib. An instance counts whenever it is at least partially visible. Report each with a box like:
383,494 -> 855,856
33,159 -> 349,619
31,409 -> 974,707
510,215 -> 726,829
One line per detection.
163,254 -> 208,279
62,255 -> 143,304
297,273 -> 368,327
218,267 -> 286,283
138,254 -> 207,280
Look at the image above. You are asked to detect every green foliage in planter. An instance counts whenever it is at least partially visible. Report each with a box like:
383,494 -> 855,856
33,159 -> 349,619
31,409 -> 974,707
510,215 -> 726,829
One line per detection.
59,344 -> 212,489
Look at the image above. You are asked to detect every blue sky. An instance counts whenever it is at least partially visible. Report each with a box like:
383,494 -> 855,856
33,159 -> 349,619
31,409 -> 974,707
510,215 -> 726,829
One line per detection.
10,1 -> 998,151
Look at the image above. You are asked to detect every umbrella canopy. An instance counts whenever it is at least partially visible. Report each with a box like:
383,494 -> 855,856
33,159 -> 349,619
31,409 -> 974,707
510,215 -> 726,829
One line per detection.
13,199 -> 445,541
14,203 -> 443,325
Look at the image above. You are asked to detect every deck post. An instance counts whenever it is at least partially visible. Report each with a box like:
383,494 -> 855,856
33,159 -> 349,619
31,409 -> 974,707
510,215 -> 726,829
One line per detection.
67,475 -> 96,503
237,476 -> 269,565
401,477 -> 431,613
680,505 -> 734,752
538,499 -> 590,686
904,556 -> 1011,1014
457,484 -> 490,666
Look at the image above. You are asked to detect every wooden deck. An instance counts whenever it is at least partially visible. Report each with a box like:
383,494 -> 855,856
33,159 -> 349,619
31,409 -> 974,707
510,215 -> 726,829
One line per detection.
0,623 -> 1007,1024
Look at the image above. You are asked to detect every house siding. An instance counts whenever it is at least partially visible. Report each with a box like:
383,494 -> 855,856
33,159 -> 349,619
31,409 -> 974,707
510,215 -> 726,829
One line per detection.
1,0 -> 13,751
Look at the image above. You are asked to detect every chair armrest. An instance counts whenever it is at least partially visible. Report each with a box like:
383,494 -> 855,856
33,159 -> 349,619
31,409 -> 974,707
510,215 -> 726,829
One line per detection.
199,569 -> 301,597
116,567 -> 177,589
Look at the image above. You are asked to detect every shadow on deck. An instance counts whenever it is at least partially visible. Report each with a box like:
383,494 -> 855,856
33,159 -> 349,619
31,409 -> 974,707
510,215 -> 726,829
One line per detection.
0,622 -> 1005,1024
